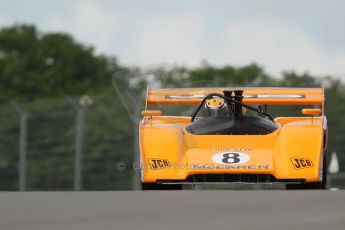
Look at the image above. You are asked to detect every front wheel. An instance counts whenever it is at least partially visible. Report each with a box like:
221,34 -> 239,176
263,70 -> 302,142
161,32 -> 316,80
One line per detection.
286,153 -> 327,190
286,181 -> 324,190
141,183 -> 182,190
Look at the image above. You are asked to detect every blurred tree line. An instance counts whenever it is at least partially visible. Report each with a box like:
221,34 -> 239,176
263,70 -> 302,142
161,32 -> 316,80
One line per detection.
0,24 -> 343,190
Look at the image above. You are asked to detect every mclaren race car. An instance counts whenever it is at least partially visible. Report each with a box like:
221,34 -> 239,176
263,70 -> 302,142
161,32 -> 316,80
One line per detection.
139,87 -> 328,190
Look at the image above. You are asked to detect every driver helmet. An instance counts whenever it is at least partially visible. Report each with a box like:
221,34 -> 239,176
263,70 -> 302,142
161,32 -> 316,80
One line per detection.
204,97 -> 228,117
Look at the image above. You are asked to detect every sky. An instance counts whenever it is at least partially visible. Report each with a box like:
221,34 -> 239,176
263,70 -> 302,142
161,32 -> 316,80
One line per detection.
0,0 -> 344,77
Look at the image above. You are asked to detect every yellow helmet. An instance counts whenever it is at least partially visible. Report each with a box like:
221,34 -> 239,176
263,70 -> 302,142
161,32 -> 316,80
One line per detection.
204,97 -> 228,117
206,98 -> 225,109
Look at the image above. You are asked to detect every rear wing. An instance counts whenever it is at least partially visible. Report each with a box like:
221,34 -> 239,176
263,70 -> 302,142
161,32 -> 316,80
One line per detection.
146,87 -> 324,106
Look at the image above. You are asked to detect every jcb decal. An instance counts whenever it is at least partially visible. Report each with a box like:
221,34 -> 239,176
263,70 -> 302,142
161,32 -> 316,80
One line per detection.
148,158 -> 171,170
291,158 -> 313,169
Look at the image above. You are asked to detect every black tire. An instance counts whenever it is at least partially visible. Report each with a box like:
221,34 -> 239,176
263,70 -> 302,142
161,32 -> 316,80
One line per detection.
141,183 -> 182,190
286,182 -> 324,190
286,153 -> 327,190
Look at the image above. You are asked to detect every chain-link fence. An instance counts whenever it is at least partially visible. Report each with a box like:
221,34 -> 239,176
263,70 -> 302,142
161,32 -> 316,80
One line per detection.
0,94 -> 138,191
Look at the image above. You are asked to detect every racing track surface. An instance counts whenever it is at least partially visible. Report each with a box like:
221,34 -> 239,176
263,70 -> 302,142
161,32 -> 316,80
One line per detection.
1,191 -> 345,230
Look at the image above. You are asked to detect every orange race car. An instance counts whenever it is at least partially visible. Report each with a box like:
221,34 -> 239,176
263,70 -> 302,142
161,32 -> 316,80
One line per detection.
139,87 -> 328,190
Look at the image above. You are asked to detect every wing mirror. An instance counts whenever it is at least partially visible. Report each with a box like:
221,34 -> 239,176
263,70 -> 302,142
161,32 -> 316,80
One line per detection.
302,108 -> 322,116
141,110 -> 162,116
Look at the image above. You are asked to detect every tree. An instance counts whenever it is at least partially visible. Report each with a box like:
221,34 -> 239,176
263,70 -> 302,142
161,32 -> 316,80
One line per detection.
279,71 -> 320,87
178,63 -> 275,87
0,24 -> 122,102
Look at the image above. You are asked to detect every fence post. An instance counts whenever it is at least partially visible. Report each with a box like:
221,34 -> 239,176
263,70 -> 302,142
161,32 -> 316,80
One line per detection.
133,101 -> 141,190
12,101 -> 28,191
69,96 -> 92,191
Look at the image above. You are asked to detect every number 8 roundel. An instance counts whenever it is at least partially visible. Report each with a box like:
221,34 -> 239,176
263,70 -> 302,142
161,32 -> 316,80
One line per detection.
212,152 -> 250,165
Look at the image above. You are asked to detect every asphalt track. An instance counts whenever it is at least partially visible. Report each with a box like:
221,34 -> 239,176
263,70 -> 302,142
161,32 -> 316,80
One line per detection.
1,191 -> 345,230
